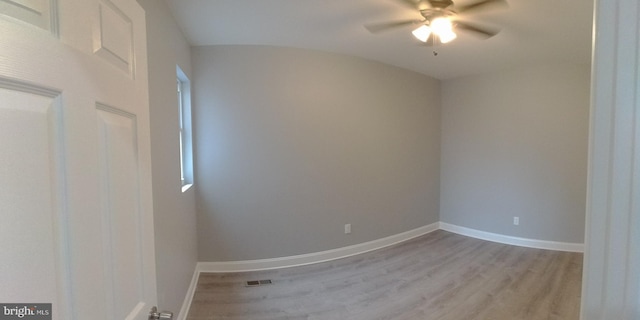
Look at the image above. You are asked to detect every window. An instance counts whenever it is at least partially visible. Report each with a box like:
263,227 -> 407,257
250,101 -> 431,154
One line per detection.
177,66 -> 193,192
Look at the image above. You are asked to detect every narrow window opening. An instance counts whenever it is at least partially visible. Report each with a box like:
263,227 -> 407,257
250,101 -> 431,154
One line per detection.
177,66 -> 193,192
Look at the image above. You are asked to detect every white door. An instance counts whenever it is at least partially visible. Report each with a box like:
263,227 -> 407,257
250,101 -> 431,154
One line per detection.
0,0 -> 157,319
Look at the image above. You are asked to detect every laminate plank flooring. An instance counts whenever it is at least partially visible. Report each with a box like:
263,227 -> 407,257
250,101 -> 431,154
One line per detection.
187,230 -> 582,320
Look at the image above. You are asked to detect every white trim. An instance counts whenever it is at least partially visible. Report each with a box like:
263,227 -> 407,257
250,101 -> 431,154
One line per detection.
176,265 -> 200,320
439,222 -> 584,252
197,222 -> 440,273
581,0 -> 640,317
181,183 -> 193,193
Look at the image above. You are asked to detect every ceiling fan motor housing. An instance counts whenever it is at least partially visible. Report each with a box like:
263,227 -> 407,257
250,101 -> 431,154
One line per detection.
428,0 -> 454,9
420,8 -> 457,22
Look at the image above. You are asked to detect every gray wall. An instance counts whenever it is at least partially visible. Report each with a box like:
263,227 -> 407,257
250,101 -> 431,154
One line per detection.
137,0 -> 198,313
440,64 -> 590,243
192,45 -> 441,261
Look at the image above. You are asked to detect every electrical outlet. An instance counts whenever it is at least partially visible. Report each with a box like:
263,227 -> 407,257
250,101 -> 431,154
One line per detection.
513,217 -> 519,225
344,224 -> 351,234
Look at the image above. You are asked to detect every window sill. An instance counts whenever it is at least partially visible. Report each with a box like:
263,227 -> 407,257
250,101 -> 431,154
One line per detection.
182,183 -> 193,193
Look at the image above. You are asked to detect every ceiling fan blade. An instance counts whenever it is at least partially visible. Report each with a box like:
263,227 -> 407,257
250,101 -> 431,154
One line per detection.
396,0 -> 432,10
454,21 -> 499,38
456,0 -> 507,14
364,19 -> 422,34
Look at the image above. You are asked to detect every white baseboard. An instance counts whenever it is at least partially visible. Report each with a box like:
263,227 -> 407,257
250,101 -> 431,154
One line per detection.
176,265 -> 200,320
197,222 -> 440,273
439,222 -> 584,252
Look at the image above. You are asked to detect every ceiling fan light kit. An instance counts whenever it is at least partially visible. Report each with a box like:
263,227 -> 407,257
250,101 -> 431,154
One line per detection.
437,29 -> 457,43
412,17 -> 458,43
412,25 -> 432,42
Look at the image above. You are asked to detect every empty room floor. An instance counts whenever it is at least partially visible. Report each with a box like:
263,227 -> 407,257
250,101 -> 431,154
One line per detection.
187,230 -> 582,320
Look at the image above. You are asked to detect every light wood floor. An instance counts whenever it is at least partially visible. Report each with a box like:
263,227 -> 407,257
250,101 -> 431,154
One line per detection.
187,230 -> 582,320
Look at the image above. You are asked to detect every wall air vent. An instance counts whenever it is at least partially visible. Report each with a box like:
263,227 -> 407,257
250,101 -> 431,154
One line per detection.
245,279 -> 273,287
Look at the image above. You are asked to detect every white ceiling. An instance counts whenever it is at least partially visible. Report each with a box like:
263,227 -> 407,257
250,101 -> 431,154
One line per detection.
165,0 -> 593,80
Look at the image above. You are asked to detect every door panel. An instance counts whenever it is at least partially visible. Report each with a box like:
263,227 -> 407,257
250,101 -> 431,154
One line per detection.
0,0 -> 155,319
0,85 -> 66,317
94,0 -> 135,75
96,105 -> 146,320
0,0 -> 57,32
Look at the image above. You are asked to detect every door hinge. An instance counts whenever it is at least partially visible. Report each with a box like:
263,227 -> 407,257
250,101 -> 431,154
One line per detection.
149,306 -> 173,320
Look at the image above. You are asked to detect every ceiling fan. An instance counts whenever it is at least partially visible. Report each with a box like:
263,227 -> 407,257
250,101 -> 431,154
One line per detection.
365,0 -> 507,46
